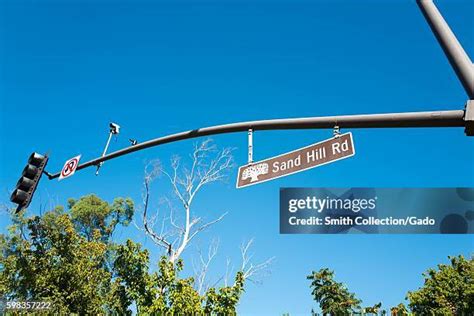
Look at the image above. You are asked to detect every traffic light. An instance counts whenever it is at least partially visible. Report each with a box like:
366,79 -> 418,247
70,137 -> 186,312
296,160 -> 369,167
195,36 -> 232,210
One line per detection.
10,152 -> 49,213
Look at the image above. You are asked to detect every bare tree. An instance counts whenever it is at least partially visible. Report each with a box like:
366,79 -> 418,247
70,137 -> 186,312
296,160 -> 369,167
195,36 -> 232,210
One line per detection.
135,139 -> 233,263
135,139 -> 274,292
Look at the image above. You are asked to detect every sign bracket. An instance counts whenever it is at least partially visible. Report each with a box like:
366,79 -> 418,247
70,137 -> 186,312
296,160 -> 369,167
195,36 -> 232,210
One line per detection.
248,129 -> 253,165
95,122 -> 120,175
43,170 -> 54,179
333,125 -> 341,138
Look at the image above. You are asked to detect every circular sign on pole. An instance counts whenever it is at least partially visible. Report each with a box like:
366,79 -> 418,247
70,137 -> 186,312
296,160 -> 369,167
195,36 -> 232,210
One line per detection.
59,155 -> 81,181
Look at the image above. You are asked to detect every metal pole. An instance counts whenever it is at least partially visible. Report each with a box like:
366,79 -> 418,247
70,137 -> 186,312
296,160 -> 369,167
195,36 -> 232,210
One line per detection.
95,131 -> 113,175
101,132 -> 114,157
248,129 -> 253,164
48,109 -> 466,179
417,0 -> 474,99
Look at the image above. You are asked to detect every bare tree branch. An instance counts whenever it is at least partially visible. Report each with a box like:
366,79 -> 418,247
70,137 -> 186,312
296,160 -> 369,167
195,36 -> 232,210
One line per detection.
137,140 -> 274,292
224,257 -> 233,287
137,139 -> 234,263
193,239 -> 219,295
139,162 -> 172,253
188,212 -> 227,243
240,239 -> 275,284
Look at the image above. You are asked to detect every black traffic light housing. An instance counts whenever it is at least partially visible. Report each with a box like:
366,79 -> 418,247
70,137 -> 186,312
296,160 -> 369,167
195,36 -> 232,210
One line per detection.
10,152 -> 49,213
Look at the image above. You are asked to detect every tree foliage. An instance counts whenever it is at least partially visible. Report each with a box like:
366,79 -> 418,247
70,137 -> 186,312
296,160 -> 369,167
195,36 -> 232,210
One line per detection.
68,195 -> 133,242
0,206 -> 114,314
307,268 -> 361,315
407,255 -> 474,315
361,302 -> 383,315
308,256 -> 474,315
0,194 -> 248,314
390,303 -> 410,316
111,239 -> 245,315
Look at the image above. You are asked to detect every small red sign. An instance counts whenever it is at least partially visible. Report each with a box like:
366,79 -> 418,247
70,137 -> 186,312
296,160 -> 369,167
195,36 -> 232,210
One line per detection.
59,155 -> 81,181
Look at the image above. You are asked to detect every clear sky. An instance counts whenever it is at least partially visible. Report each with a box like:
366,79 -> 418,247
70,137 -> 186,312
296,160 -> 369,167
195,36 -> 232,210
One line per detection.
1,0 -> 473,314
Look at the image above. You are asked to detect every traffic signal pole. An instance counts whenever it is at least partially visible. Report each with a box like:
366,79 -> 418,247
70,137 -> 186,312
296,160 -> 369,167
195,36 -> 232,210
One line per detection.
46,0 -> 474,180
10,0 -> 474,210
417,0 -> 474,99
47,108 -> 469,180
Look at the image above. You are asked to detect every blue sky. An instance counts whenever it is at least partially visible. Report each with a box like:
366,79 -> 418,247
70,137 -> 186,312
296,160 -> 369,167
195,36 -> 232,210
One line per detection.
1,0 -> 473,314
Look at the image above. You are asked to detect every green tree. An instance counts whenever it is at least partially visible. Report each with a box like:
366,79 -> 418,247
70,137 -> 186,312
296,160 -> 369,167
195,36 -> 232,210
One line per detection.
1,195 -> 251,315
361,302 -> 383,315
0,207 -> 116,314
112,239 -> 245,315
203,271 -> 245,315
68,194 -> 134,242
390,303 -> 409,316
307,268 -> 361,315
407,255 -> 474,315
0,195 -> 134,314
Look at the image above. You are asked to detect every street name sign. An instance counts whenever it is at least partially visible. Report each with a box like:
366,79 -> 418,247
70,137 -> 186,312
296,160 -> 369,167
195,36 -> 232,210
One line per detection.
59,155 -> 81,181
236,132 -> 355,188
